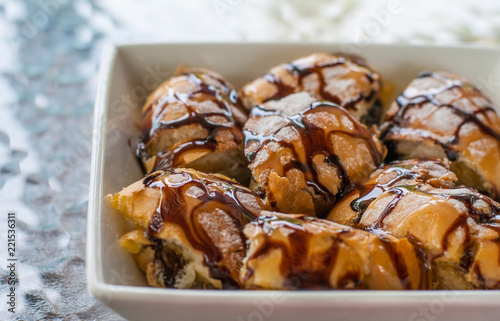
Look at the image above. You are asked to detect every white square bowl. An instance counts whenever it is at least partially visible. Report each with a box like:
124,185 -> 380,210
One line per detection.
87,43 -> 500,321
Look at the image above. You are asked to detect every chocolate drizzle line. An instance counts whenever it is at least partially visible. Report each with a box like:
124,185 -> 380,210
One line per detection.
348,162 -> 500,285
350,161 -> 500,230
244,101 -> 384,212
382,71 -> 500,161
350,164 -> 418,221
244,215 -> 348,289
143,169 -> 264,287
378,235 -> 411,289
244,215 -> 416,289
138,71 -> 246,172
262,54 -> 380,112
370,186 -> 410,229
152,138 -> 218,172
363,186 -> 474,265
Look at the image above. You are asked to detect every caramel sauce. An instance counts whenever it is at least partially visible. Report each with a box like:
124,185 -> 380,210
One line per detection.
382,71 -> 500,160
244,215 -> 350,289
151,136 -> 218,171
138,72 -> 246,172
244,215 -> 417,289
445,192 -> 500,225
244,101 -> 384,213
361,186 -> 472,263
378,235 -> 411,289
350,164 -> 417,217
348,162 -> 500,283
143,169 -> 264,287
262,55 -> 380,112
370,186 -> 410,229
350,161 -> 500,228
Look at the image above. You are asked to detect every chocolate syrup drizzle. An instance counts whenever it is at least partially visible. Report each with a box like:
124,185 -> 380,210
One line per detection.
143,169 -> 264,287
347,161 -> 500,285
350,164 -> 418,216
382,71 -> 500,163
244,101 -> 384,213
261,54 -> 380,112
351,162 -> 500,227
376,72 -> 500,286
244,215 -> 422,289
138,71 -> 246,172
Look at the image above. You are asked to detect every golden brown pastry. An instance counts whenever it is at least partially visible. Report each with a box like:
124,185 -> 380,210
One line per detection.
381,71 -> 500,200
243,92 -> 386,216
328,166 -> 500,289
327,158 -> 458,226
109,168 -> 266,289
137,67 -> 250,183
239,52 -> 382,123
240,212 -> 428,290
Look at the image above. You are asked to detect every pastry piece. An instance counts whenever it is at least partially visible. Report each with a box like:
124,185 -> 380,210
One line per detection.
239,52 -> 382,123
328,182 -> 500,289
327,158 -> 458,226
109,168 -> 266,289
240,212 -> 428,290
137,67 -> 250,184
381,71 -> 500,200
243,92 -> 386,216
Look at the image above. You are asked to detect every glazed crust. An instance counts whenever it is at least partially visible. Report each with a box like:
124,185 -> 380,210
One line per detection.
109,168 -> 266,289
243,92 -> 386,216
240,212 -> 428,290
114,60 -> 500,292
327,158 -> 458,225
239,52 -> 382,122
327,160 -> 500,289
381,71 -> 500,200
138,67 -> 250,183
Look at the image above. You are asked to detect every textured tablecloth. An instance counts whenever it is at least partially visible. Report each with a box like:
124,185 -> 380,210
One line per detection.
0,0 -> 499,320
